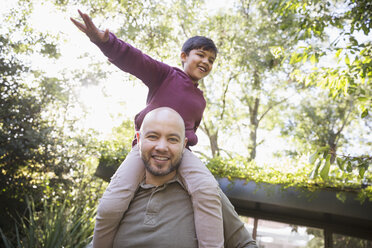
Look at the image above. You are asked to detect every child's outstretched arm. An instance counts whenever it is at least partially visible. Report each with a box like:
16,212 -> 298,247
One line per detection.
70,10 -> 109,44
70,10 -> 171,92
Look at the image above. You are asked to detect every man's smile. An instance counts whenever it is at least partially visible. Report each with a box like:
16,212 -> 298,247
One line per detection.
152,155 -> 170,161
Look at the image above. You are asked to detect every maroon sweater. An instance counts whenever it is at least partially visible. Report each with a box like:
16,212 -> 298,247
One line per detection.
96,33 -> 206,147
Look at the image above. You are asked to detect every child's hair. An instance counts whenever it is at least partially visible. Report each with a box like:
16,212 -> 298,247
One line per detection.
181,36 -> 218,56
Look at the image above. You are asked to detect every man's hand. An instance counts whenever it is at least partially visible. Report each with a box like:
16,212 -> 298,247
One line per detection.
70,9 -> 109,44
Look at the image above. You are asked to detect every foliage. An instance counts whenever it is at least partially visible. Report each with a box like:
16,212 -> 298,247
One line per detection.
333,233 -> 372,248
0,0 -> 106,243
95,119 -> 134,181
206,155 -> 372,203
267,0 -> 372,180
0,22 -> 62,240
277,89 -> 371,181
196,0 -> 305,159
0,197 -> 95,248
279,0 -> 372,118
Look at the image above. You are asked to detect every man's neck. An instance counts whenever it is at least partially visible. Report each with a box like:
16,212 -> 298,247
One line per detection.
145,170 -> 177,187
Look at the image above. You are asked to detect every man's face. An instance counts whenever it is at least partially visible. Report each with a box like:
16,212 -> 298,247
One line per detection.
139,112 -> 187,177
181,48 -> 216,84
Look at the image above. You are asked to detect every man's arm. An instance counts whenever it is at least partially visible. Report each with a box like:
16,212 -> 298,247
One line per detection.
221,190 -> 258,248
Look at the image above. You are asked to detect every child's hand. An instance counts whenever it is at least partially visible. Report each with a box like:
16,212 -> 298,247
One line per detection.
70,9 -> 109,44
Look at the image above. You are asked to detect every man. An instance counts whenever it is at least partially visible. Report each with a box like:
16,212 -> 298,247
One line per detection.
112,107 -> 258,248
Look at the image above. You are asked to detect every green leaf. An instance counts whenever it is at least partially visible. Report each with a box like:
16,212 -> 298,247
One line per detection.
358,97 -> 368,102
361,109 -> 368,118
336,192 -> 347,203
310,54 -> 317,65
346,161 -> 353,172
345,55 -> 350,65
320,154 -> 331,180
359,167 -> 366,178
290,53 -> 299,64
336,157 -> 344,171
335,48 -> 342,58
309,151 -> 319,164
310,160 -> 322,179
302,53 -> 308,63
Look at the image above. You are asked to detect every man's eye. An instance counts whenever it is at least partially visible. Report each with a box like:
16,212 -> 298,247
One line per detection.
169,138 -> 179,143
147,135 -> 158,140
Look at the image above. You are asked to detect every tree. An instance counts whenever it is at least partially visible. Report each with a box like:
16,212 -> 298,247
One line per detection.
206,0 -> 303,161
274,0 -> 372,177
0,1 -> 60,232
278,0 -> 372,118
0,1 -> 105,242
280,90 -> 358,164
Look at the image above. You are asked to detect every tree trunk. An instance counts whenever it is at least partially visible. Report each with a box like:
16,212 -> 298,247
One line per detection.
200,123 -> 220,158
248,97 -> 259,161
209,131 -> 220,157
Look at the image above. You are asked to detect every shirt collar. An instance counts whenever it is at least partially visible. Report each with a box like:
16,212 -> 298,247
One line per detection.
139,173 -> 186,190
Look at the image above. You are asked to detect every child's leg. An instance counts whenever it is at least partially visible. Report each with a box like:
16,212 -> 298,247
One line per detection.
93,145 -> 145,248
179,149 -> 224,248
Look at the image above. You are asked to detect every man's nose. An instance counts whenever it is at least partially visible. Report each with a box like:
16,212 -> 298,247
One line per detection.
155,138 -> 168,151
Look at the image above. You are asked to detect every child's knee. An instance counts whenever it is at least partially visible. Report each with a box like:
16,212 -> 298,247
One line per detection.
96,198 -> 126,220
191,182 -> 221,200
192,177 -> 219,193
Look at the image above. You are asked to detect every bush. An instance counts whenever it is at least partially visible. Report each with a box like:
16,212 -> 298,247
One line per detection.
1,197 -> 95,248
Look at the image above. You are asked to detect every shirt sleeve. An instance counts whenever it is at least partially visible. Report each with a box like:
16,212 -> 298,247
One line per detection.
94,32 -> 171,90
221,190 -> 258,248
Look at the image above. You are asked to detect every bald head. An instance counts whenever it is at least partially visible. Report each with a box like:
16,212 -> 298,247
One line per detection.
140,107 -> 186,139
138,107 -> 188,186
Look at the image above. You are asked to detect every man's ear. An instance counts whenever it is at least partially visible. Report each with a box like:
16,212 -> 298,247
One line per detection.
183,137 -> 188,149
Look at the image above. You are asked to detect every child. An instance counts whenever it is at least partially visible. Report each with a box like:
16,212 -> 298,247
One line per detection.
71,10 -> 224,248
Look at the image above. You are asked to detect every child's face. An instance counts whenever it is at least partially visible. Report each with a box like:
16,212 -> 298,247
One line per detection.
181,48 -> 216,84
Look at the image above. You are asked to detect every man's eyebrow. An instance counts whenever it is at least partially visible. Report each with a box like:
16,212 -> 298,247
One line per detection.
144,130 -> 158,135
169,133 -> 181,138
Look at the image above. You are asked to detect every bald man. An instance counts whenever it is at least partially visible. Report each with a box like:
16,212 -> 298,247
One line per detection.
137,107 -> 188,186
112,107 -> 257,248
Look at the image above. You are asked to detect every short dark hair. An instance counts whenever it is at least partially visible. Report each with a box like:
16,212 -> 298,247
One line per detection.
181,36 -> 218,56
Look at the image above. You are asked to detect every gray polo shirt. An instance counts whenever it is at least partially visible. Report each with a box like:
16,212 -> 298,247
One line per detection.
113,176 -> 257,248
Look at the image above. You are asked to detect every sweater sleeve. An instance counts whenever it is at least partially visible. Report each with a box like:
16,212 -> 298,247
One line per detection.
94,32 -> 171,90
